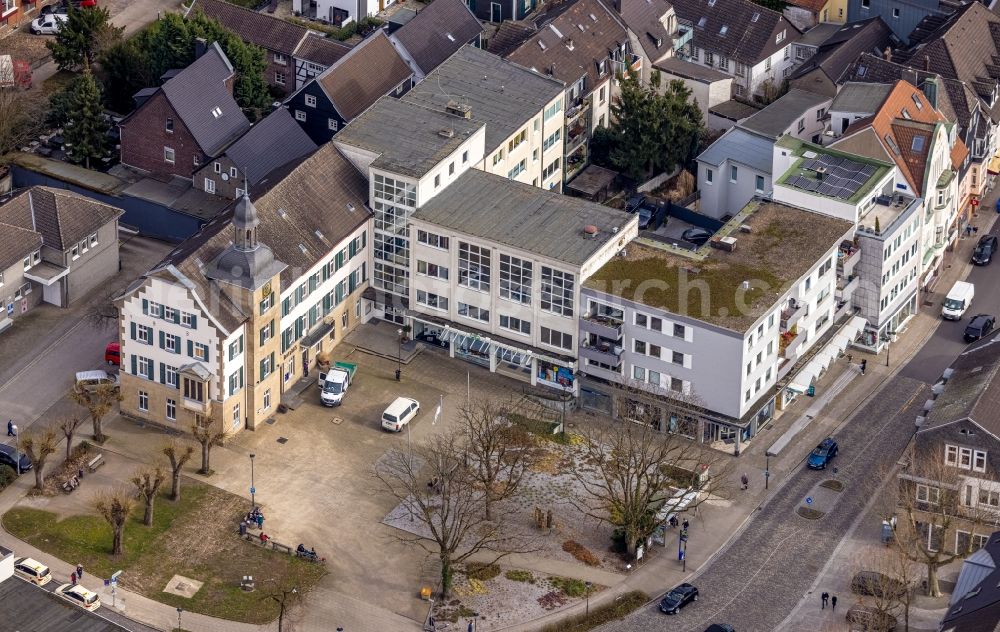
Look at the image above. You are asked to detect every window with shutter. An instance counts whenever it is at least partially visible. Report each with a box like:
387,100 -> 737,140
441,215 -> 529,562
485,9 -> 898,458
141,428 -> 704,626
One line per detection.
131,322 -> 137,340
159,362 -> 166,384
142,299 -> 149,314
131,355 -> 137,376
188,340 -> 194,357
159,331 -> 166,349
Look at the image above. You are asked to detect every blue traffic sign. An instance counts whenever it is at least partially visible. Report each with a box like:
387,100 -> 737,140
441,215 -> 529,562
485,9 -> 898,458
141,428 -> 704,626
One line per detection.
806,497 -> 813,505
250,487 -> 256,494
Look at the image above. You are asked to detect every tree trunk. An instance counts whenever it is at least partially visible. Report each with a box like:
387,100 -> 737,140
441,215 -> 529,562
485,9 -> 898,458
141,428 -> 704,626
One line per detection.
926,563 -> 941,597
92,416 -> 105,444
170,471 -> 181,501
143,499 -> 154,526
440,553 -> 453,600
65,435 -> 73,464
112,526 -> 124,556
625,527 -> 639,557
199,443 -> 210,474
34,466 -> 44,490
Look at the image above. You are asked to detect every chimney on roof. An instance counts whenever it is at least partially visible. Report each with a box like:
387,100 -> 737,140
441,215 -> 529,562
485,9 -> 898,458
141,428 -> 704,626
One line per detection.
194,37 -> 208,60
445,100 -> 472,119
883,47 -> 892,62
816,166 -> 827,181
565,37 -> 574,51
924,55 -> 931,71
548,63 -> 556,76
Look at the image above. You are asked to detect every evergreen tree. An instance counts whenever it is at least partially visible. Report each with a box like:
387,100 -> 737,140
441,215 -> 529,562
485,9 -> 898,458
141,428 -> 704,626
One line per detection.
100,38 -> 152,114
606,71 -> 705,182
62,71 -> 110,170
47,5 -> 122,71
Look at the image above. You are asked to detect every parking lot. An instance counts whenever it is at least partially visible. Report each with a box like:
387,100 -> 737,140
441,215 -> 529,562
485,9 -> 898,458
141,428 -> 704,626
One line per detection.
105,339 -> 518,622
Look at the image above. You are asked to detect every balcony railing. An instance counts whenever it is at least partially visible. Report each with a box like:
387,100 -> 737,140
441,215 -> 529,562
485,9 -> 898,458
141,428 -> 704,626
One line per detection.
837,246 -> 860,278
579,342 -> 623,367
836,275 -> 860,302
780,301 -> 807,331
581,313 -> 624,340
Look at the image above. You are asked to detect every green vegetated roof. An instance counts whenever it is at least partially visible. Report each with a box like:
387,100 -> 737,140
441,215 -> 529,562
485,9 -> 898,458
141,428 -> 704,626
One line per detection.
775,136 -> 892,205
585,201 -> 853,332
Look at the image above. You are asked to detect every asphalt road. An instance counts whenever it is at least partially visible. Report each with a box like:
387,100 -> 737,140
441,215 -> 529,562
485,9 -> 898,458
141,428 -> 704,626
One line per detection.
900,227 -> 1000,383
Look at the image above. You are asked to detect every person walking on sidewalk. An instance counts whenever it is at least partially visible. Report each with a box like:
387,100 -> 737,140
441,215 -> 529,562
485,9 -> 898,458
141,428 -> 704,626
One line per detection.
831,595 -> 838,611
6,420 -> 12,437
682,519 -> 690,530
70,572 -> 77,585
76,564 -> 83,580
859,359 -> 867,375
740,472 -> 749,490
821,592 -> 829,609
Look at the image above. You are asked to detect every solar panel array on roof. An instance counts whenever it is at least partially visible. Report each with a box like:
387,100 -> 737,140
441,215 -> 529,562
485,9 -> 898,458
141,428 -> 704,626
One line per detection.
790,153 -> 879,200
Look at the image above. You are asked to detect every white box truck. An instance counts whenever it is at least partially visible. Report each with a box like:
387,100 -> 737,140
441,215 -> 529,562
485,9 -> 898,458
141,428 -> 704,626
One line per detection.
318,362 -> 356,406
942,281 -> 975,320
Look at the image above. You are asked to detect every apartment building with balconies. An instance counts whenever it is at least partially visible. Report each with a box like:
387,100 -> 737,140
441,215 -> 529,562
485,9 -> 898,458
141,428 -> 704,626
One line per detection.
579,199 -> 855,454
772,135 -> 922,350
400,46 -> 567,192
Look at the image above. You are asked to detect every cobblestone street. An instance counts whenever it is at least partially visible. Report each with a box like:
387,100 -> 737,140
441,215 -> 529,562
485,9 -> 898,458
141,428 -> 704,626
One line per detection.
601,374 -> 930,632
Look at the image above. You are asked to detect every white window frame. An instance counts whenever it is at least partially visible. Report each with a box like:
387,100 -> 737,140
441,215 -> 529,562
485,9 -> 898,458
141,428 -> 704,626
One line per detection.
138,390 -> 149,412
166,398 -> 177,421
164,147 -> 175,164
204,178 -> 216,194
916,484 -> 939,505
295,110 -> 306,122
305,94 -> 318,108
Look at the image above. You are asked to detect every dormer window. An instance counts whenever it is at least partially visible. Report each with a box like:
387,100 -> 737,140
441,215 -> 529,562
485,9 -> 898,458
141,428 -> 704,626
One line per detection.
776,30 -> 786,44
720,25 -> 728,36
598,59 -> 607,76
697,16 -> 707,28
751,12 -> 760,22
211,106 -> 223,118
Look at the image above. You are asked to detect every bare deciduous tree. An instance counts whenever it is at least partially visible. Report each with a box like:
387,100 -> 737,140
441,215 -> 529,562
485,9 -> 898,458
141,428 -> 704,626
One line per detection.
84,288 -> 120,331
58,417 -> 85,464
192,418 -> 226,475
373,432 -> 535,598
94,487 -> 135,556
881,449 -> 1000,597
850,545 -> 920,632
572,386 -> 733,557
20,428 -> 58,491
459,397 -> 533,520
70,383 -> 122,444
0,86 -> 40,156
162,440 -> 194,501
130,467 -> 165,526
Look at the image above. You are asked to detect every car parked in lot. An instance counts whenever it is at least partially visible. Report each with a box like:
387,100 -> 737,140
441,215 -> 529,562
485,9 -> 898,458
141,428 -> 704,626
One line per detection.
659,583 -> 698,614
381,397 -> 419,432
75,370 -> 119,391
0,444 -> 32,473
807,437 -> 839,470
13,557 -> 52,586
972,234 -> 998,265
682,227 -> 713,246
104,342 -> 120,366
846,603 -> 897,630
704,625 -> 735,632
55,583 -> 101,611
31,13 -> 69,34
851,571 -> 907,599
964,314 -> 996,342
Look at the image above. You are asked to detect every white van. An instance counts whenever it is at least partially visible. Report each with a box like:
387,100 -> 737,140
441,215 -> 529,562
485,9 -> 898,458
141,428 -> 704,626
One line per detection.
75,370 -> 119,391
381,397 -> 419,432
942,281 -> 975,320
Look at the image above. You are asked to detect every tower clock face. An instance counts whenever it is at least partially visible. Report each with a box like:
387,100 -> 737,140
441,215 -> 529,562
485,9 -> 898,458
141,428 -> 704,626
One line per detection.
263,281 -> 272,297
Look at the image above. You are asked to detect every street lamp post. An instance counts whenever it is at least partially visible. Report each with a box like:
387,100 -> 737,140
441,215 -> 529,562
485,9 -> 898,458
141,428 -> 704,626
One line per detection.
585,581 -> 593,617
765,452 -> 771,490
396,328 -> 403,381
176,607 -> 183,631
249,453 -> 256,510
882,330 -> 897,367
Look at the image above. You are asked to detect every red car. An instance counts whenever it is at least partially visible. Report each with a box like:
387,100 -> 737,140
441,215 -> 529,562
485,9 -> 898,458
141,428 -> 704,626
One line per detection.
104,342 -> 120,366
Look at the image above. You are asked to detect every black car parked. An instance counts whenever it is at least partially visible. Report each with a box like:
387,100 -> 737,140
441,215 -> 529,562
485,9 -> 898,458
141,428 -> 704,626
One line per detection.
660,583 -> 698,614
682,228 -> 713,246
972,234 -> 999,265
851,571 -> 907,599
0,444 -> 33,473
964,314 -> 996,342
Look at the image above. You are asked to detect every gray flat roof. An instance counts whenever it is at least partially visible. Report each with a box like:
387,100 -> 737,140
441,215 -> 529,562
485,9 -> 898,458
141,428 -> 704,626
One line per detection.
413,169 -> 635,266
709,99 -> 762,121
740,89 -> 831,139
0,578 -> 132,632
797,22 -> 842,47
334,97 -> 483,178
402,46 -> 564,152
830,81 -> 893,114
697,127 -> 775,173
655,57 -> 731,83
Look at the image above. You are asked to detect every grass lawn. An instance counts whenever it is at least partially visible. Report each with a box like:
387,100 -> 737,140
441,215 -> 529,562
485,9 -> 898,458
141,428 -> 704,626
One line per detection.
3,483 -> 325,623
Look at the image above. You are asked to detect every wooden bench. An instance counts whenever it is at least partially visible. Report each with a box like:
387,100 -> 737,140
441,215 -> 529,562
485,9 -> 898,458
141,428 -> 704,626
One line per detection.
86,454 -> 104,473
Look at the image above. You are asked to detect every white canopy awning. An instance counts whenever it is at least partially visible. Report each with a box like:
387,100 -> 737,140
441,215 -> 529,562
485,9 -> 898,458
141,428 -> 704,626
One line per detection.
787,315 -> 867,392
